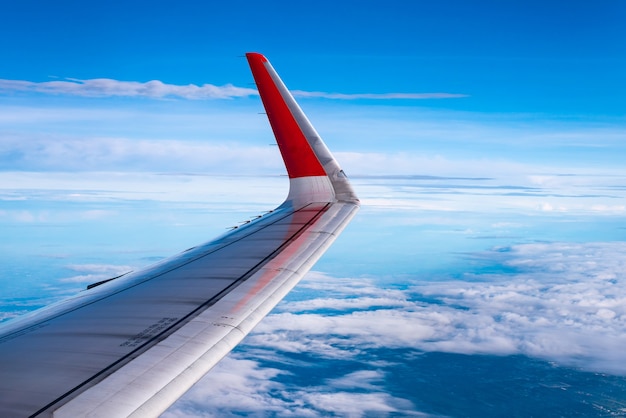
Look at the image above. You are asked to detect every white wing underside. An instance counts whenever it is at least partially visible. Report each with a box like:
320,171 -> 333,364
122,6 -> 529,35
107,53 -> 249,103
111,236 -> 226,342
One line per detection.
0,53 -> 359,417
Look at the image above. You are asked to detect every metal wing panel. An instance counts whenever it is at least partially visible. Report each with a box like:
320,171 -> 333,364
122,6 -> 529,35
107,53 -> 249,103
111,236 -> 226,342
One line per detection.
0,204 -> 325,417
54,202 -> 358,418
0,53 -> 359,417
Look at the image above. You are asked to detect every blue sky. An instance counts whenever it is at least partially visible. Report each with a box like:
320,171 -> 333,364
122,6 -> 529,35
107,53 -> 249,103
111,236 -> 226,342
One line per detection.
2,1 -> 626,416
2,0 -> 625,115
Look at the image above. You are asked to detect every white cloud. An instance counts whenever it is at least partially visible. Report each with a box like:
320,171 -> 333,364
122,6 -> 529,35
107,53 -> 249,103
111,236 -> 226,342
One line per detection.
162,356 -> 418,418
0,78 -> 465,101
0,172 -> 287,217
6,133 -> 622,219
161,357 -> 295,418
0,135 -> 281,172
0,78 -> 257,99
250,310 -> 438,353
292,90 -> 468,100
59,264 -> 134,283
540,202 -> 554,211
298,391 -> 417,417
591,204 -> 626,213
283,296 -> 412,312
247,242 -> 626,375
0,311 -> 31,323
325,370 -> 386,390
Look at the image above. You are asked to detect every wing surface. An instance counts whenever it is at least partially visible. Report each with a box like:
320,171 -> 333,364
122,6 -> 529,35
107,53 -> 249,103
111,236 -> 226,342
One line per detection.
0,53 -> 359,417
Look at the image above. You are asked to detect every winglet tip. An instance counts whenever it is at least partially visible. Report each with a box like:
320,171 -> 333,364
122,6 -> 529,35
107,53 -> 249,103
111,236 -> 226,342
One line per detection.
245,52 -> 267,63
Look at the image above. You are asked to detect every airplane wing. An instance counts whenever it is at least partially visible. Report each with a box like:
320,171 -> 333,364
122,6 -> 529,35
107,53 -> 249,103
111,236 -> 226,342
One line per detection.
0,52 -> 359,417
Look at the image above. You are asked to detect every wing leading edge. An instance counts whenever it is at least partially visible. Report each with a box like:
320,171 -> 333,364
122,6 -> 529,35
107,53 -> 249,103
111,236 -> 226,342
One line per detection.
0,53 -> 359,417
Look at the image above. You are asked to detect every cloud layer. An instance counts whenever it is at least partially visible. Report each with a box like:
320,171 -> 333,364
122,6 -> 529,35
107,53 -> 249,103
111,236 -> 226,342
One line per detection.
259,242 -> 626,373
0,135 -> 281,172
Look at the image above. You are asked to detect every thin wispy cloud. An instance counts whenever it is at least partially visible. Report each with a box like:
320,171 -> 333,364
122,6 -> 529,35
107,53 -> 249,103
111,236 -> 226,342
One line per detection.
0,78 -> 466,100
292,90 -> 468,99
59,264 -> 134,284
0,135 -> 281,172
0,78 -> 257,99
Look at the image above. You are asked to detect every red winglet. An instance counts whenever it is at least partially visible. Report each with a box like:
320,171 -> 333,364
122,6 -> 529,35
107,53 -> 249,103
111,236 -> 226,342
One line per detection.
246,52 -> 326,179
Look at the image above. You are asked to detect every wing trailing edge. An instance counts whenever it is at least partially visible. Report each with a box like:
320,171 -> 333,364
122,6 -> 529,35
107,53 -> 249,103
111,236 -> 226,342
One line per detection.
0,53 -> 359,417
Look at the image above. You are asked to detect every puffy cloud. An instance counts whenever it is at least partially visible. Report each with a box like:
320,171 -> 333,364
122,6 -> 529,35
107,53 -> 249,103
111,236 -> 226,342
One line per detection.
161,356 -> 417,418
297,391 -> 417,417
284,296 -> 412,312
326,370 -> 385,389
161,357 -> 295,418
251,242 -> 626,375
